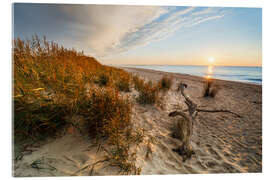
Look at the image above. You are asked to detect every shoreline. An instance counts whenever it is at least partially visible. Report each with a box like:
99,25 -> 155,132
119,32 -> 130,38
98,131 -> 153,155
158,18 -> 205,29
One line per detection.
120,66 -> 262,87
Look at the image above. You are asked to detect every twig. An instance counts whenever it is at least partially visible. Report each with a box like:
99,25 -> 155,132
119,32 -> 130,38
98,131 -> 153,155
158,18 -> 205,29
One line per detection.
197,108 -> 242,118
71,159 -> 109,176
89,159 -> 109,175
169,111 -> 189,119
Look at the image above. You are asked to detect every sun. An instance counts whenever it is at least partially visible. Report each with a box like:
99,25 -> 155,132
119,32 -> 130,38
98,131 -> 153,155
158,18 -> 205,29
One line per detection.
208,57 -> 215,63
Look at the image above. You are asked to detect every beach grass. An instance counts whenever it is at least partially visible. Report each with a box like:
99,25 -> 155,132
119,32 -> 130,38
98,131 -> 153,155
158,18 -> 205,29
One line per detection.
157,75 -> 173,91
202,78 -> 219,97
13,35 -> 142,174
133,75 -> 172,105
135,79 -> 159,105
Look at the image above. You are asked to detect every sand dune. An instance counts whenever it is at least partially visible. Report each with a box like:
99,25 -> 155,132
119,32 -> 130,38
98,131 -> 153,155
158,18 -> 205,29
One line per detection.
13,67 -> 262,176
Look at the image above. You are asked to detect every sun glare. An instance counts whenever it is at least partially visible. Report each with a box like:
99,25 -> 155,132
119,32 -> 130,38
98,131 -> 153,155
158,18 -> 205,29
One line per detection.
209,57 -> 215,63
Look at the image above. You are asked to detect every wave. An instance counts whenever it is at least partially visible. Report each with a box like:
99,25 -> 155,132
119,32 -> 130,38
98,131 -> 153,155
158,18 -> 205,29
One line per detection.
245,78 -> 262,82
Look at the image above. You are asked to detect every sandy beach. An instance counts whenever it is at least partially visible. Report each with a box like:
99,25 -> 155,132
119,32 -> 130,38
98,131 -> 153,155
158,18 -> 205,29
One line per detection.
13,67 -> 262,176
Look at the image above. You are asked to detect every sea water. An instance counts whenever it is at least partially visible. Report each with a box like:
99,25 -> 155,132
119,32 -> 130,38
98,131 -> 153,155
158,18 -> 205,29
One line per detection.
124,65 -> 262,84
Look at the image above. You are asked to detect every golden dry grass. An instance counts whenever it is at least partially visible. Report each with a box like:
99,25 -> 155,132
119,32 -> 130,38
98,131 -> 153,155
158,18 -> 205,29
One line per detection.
13,35 -> 141,174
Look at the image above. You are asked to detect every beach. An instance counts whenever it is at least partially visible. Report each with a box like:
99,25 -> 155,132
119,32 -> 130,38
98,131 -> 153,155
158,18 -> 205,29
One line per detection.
14,67 -> 262,176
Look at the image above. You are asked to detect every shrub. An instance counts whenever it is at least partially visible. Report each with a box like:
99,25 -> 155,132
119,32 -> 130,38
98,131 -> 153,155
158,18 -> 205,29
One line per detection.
158,75 -> 173,91
202,78 -> 219,97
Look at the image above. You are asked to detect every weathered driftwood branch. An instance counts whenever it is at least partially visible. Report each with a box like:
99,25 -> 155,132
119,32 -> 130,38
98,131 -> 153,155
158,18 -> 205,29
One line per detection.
169,82 -> 242,161
196,108 -> 242,118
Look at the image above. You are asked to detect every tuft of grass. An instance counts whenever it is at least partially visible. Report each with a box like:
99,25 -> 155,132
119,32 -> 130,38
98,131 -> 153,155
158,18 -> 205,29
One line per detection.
14,95 -> 68,141
202,78 -> 219,97
115,74 -> 131,92
95,73 -> 109,87
102,127 -> 143,175
133,75 -> 162,105
77,87 -> 131,139
132,75 -> 144,91
158,75 -> 173,91
136,80 -> 159,105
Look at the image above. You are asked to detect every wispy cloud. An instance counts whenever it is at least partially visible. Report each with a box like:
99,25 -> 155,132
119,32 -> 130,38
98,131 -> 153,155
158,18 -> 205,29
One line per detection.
59,5 -> 228,57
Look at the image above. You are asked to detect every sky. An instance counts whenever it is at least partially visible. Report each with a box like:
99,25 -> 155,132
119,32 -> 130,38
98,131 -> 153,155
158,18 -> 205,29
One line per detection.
13,3 -> 262,66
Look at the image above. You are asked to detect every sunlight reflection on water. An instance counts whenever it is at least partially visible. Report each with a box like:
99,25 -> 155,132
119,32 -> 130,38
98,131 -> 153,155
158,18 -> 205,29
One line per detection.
206,65 -> 214,79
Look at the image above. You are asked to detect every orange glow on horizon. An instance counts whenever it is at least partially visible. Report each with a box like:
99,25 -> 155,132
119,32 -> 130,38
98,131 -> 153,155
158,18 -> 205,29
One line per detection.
206,75 -> 212,79
102,56 -> 262,67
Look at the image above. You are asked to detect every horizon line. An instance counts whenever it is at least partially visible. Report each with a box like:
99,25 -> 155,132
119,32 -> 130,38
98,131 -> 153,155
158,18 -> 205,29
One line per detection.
106,64 -> 262,67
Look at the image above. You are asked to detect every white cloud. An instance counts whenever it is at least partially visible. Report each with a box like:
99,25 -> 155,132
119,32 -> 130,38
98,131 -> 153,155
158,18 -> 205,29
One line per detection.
60,5 -> 228,57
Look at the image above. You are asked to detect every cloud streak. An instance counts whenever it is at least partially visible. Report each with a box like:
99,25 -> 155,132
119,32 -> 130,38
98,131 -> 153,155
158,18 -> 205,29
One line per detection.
58,5 -> 228,57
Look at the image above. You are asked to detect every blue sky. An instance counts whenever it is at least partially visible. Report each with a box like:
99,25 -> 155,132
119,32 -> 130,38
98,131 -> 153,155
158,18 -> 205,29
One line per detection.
13,4 -> 262,66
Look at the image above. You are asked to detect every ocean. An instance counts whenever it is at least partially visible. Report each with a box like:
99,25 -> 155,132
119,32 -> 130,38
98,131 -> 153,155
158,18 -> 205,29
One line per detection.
123,65 -> 262,84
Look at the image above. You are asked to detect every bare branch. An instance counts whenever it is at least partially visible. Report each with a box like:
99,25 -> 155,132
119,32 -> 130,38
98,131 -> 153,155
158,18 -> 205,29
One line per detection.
169,111 -> 189,119
197,108 -> 242,118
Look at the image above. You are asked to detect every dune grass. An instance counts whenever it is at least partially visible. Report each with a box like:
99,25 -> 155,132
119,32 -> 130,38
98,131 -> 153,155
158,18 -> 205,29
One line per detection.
202,78 -> 219,97
133,75 -> 172,105
77,87 -> 131,138
157,75 -> 173,91
13,35 -> 141,174
136,81 -> 159,105
134,77 -> 159,105
115,74 -> 131,92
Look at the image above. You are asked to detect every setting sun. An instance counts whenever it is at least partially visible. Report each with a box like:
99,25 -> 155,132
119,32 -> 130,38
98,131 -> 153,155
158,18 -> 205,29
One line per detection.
209,57 -> 215,63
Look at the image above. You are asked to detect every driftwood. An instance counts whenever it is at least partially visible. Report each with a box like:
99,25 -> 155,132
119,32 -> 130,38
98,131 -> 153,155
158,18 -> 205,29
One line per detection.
169,82 -> 241,161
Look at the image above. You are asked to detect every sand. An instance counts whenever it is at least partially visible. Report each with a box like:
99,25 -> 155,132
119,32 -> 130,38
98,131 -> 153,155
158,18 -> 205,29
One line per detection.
13,67 -> 262,176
